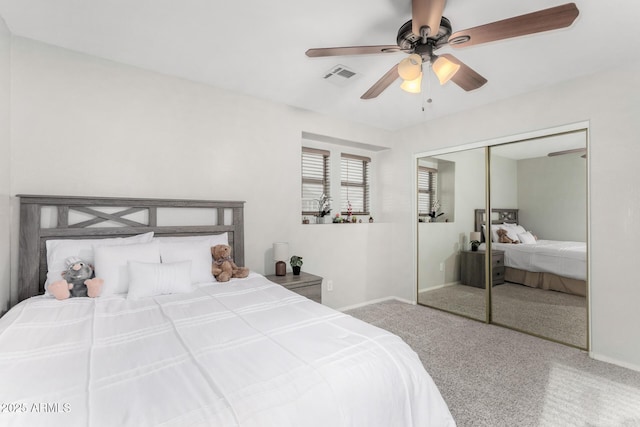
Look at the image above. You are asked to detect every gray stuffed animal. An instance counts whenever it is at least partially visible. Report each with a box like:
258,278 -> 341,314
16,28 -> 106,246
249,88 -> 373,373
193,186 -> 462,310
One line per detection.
49,257 -> 104,300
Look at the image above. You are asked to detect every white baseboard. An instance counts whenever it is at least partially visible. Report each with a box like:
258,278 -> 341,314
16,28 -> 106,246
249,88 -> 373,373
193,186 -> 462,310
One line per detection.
589,352 -> 640,373
337,296 -> 415,312
418,281 -> 460,293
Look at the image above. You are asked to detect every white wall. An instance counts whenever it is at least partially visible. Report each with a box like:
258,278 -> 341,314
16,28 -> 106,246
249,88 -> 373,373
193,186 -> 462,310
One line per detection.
0,16 -> 10,315
394,60 -> 640,370
7,37 -> 396,310
491,154 -> 519,210
517,154 -> 587,241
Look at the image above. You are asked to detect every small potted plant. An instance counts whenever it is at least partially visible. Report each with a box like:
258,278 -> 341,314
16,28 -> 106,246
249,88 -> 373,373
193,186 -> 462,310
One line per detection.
290,255 -> 303,275
470,240 -> 481,252
428,200 -> 445,222
316,194 -> 332,224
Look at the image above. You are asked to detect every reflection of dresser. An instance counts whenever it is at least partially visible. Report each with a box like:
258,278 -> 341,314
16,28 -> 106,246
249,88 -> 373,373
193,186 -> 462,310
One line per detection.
460,250 -> 505,288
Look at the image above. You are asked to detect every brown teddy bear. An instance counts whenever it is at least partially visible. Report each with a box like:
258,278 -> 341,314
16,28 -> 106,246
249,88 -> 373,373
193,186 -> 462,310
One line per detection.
496,228 -> 519,244
211,244 -> 250,282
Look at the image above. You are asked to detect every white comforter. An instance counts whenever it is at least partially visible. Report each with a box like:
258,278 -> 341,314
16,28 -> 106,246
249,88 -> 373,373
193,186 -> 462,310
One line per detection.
488,240 -> 586,281
0,273 -> 455,427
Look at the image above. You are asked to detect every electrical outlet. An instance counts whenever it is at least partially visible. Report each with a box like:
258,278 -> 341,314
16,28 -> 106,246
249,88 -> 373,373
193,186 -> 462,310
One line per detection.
327,280 -> 333,291
439,262 -> 444,272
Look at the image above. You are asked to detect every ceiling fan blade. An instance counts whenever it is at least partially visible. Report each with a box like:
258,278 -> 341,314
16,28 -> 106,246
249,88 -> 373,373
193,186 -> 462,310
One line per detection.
548,148 -> 586,157
306,45 -> 402,57
361,64 -> 400,99
440,54 -> 487,91
448,3 -> 579,48
412,0 -> 446,37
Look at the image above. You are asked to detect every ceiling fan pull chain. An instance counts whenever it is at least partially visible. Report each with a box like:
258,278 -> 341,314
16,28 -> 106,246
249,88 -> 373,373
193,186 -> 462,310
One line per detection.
423,63 -> 433,112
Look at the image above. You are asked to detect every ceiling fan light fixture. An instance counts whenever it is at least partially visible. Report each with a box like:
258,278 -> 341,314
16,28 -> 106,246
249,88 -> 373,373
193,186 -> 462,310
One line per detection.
432,55 -> 460,85
400,72 -> 422,94
398,54 -> 422,81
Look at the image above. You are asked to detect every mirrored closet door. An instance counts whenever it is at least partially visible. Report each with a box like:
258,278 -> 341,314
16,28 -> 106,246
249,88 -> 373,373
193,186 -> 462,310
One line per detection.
417,147 -> 487,322
489,132 -> 588,349
416,128 -> 588,350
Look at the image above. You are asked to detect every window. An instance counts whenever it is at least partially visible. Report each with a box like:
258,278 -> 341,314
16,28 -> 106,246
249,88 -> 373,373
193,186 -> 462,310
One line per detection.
417,166 -> 437,217
301,147 -> 330,215
341,154 -> 370,215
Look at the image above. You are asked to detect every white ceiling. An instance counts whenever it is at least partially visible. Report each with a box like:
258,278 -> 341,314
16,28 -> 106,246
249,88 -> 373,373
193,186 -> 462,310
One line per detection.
0,0 -> 639,131
491,131 -> 587,160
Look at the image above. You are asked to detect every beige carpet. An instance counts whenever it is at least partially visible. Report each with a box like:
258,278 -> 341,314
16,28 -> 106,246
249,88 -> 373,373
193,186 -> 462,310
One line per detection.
347,300 -> 640,427
419,282 -> 587,348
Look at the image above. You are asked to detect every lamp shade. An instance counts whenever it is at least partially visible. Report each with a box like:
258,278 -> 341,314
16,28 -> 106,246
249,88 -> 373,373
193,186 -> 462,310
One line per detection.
273,242 -> 289,262
470,231 -> 481,242
432,55 -> 460,85
400,72 -> 422,94
398,54 -> 422,81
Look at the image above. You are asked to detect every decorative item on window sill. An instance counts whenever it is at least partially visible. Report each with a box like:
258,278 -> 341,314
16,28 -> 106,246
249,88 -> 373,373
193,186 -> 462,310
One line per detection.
316,193 -> 332,224
332,213 -> 364,224
273,242 -> 289,276
290,255 -> 303,276
428,200 -> 445,222
470,231 -> 482,252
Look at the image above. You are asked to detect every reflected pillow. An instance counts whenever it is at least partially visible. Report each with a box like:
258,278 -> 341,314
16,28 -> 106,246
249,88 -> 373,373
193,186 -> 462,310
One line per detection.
503,223 -> 526,235
501,223 -> 525,241
482,224 -> 507,242
517,232 -> 537,244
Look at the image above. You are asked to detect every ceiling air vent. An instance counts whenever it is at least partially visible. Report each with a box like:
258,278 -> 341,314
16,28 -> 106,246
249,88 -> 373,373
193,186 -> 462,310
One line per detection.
323,65 -> 359,86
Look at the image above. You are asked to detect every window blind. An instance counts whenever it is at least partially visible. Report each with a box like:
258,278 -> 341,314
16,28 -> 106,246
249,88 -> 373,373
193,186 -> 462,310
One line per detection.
341,154 -> 370,215
418,166 -> 437,215
302,148 -> 330,215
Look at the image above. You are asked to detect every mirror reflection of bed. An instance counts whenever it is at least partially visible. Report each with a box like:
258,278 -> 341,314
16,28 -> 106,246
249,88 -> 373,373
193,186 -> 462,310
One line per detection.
478,208 -> 587,348
489,134 -> 587,349
416,130 -> 588,350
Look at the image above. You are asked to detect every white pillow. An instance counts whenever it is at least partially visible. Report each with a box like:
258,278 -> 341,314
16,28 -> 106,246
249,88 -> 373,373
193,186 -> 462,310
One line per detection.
153,233 -> 228,247
503,223 -> 526,235
44,232 -> 154,289
94,241 -> 161,295
482,224 -> 503,243
159,240 -> 214,284
501,223 -> 525,242
127,261 -> 193,299
517,232 -> 537,244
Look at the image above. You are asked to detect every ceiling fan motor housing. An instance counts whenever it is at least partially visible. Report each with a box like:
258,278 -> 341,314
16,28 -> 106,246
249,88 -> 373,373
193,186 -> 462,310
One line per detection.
397,16 -> 452,59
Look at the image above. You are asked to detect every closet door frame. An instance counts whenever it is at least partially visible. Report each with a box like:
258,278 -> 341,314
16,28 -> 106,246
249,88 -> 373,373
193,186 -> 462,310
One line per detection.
413,121 -> 591,350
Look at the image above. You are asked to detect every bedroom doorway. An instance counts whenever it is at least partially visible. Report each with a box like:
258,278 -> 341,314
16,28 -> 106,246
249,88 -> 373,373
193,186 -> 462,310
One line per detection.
415,124 -> 589,350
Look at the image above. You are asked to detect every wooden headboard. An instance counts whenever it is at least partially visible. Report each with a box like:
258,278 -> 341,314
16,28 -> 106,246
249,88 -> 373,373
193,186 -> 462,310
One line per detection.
474,208 -> 519,242
18,195 -> 245,302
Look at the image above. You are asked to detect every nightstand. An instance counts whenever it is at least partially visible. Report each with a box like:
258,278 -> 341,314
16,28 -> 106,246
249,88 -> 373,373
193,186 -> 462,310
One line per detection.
460,250 -> 505,288
265,271 -> 323,304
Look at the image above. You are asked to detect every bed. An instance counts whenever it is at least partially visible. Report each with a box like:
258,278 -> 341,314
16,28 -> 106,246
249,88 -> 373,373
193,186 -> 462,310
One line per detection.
475,208 -> 587,297
0,195 -> 455,427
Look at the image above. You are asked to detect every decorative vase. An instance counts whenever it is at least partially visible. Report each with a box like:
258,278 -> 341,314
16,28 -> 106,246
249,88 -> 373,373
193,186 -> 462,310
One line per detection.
471,246 -> 478,252
292,266 -> 301,275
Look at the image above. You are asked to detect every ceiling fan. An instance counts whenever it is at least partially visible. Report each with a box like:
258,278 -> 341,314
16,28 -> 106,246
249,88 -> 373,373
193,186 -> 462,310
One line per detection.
306,1 -> 579,99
